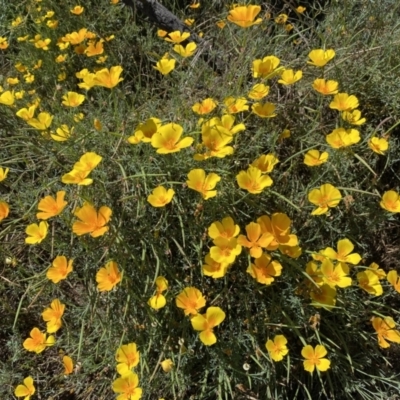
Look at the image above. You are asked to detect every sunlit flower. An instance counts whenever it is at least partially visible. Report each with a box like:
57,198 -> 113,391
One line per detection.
251,102 -> 276,118
70,6 -> 84,15
387,270 -> 400,293
151,123 -> 193,153
312,78 -> 339,95
247,253 -> 282,285
224,97 -> 249,113
16,106 -> 36,122
257,213 -> 298,251
329,93 -> 359,111
116,343 -> 140,375
211,237 -> 242,264
203,114 -> 245,136
73,202 -> 112,237
0,90 -> 14,105
308,183 -> 342,215
36,191 -> 67,220
251,154 -> 279,173
320,259 -> 352,288
0,167 -> 9,182
237,222 -> 274,258
278,69 -> 302,85
187,169 -> 221,199
161,359 -> 174,372
157,29 -> 167,37
320,238 -> 361,265
175,287 -> 206,316
62,28 -> 87,45
202,253 -> 230,279
194,128 -> 233,160
128,118 -> 162,144
14,376 -> 35,400
11,16 -> 24,27
252,55 -> 281,78
7,77 -> 19,85
26,112 -> 53,130
227,5 -> 262,28
208,217 -> 240,239
173,42 -> 197,57
248,83 -> 270,100
380,190 -> 400,213
85,40 -> 104,57
153,58 -> 176,75
274,13 -> 288,24
307,49 -> 335,67
304,149 -> 329,166
310,284 -> 336,309
0,201 -> 10,222
23,327 -> 55,353
368,137 -> 389,155
342,109 -> 366,125
148,276 -> 168,310
92,66 -> 123,88
296,6 -> 306,13
34,38 -> 51,50
236,166 -> 272,194
25,221 -> 48,244
96,261 -> 121,291
302,345 -> 330,373
61,169 -> 92,185
42,298 -> 65,333
326,128 -> 360,148
371,316 -> 400,348
266,335 -> 288,361
47,19 -> 58,29
191,306 -> 225,345
62,91 -> 85,107
63,356 -> 74,375
147,186 -> 175,207
46,255 -> 73,283
0,37 -> 9,50
164,31 -> 190,43
73,152 -> 102,172
51,124 -> 73,141
15,104 -> 36,121
76,68 -> 96,90
357,270 -> 383,296
112,372 -> 142,400
192,98 -> 218,115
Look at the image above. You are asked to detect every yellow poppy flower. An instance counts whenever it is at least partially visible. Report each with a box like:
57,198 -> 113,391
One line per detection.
236,166 -> 273,194
307,49 -> 335,67
46,255 -> 73,283
371,316 -> 400,348
175,287 -> 206,316
96,261 -> 121,291
72,202 -> 112,237
186,169 -> 221,199
25,221 -> 48,244
36,190 -> 67,220
266,335 -> 288,361
115,343 -> 140,375
302,345 -> 330,373
147,186 -> 175,207
227,5 -> 262,28
380,190 -> 400,213
191,307 -> 226,345
308,183 -> 342,215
